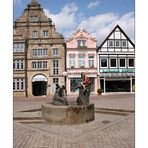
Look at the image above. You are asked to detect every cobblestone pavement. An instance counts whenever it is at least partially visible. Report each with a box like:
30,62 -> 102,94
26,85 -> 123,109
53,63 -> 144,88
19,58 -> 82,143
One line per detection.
13,94 -> 135,148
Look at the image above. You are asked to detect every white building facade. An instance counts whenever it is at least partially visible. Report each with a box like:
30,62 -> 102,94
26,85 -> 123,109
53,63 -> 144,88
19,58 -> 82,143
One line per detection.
97,25 -> 135,93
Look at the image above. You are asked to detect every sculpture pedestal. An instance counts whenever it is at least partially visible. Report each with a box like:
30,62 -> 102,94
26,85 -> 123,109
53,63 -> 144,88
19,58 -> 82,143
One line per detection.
41,103 -> 95,125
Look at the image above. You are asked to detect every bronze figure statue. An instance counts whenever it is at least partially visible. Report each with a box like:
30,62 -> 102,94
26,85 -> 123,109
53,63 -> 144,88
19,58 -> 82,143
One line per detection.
73,73 -> 91,105
52,84 -> 68,106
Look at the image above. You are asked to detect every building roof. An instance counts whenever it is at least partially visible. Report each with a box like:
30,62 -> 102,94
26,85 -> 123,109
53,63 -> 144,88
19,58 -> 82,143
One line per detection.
97,24 -> 135,52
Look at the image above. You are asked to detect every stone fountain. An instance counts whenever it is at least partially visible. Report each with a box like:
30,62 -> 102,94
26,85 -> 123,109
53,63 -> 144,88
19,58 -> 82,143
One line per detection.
41,83 -> 95,125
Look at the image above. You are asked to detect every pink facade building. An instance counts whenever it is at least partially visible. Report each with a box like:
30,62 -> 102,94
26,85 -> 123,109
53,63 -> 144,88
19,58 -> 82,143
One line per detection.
66,29 -> 98,95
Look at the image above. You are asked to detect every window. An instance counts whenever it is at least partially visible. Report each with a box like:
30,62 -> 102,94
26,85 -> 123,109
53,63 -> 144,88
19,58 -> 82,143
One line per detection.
53,60 -> 59,75
70,78 -> 82,92
128,58 -> 134,67
122,40 -> 127,47
69,54 -> 75,68
32,61 -> 48,69
32,31 -> 38,38
43,30 -> 48,37
13,78 -> 25,91
29,16 -> 39,22
115,40 -> 120,47
110,58 -> 117,68
13,43 -> 25,52
119,58 -> 126,68
32,49 -> 48,57
52,48 -> 59,56
77,40 -> 86,47
101,58 -> 108,68
37,61 -> 42,69
108,40 -> 114,47
32,62 -> 37,69
43,61 -> 47,68
13,60 -> 24,70
43,49 -> 48,56
88,55 -> 94,68
53,78 -> 59,84
32,49 -> 37,56
78,54 -> 85,68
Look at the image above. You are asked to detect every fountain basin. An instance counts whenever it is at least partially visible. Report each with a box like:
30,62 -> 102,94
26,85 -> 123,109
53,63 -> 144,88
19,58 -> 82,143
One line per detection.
41,103 -> 94,125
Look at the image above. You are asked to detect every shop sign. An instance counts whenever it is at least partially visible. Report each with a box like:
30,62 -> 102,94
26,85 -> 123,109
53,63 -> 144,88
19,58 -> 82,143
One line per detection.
100,69 -> 135,73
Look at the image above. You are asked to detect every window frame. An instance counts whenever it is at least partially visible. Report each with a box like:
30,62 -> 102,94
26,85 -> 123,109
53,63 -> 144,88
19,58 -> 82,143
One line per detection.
100,58 -> 108,68
53,60 -> 59,75
108,40 -> 114,47
43,30 -> 48,38
110,58 -> 117,68
13,78 -> 25,91
32,30 -> 38,38
78,54 -> 85,68
115,40 -> 120,47
122,40 -> 127,47
52,48 -> 59,56
88,55 -> 94,68
128,58 -> 135,68
119,58 -> 126,68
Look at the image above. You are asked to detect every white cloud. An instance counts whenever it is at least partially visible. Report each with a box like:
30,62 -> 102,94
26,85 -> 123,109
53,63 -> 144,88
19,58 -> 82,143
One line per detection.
87,1 -> 100,9
44,2 -> 78,32
78,12 -> 135,45
43,2 -> 134,45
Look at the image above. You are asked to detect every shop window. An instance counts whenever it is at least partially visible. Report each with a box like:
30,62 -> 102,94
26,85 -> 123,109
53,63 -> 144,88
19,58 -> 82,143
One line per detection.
119,58 -> 126,68
128,58 -> 134,67
110,58 -> 117,68
101,58 -> 108,68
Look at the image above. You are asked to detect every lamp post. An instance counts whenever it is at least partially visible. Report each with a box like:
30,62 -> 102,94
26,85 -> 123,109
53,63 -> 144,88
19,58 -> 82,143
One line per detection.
63,71 -> 67,87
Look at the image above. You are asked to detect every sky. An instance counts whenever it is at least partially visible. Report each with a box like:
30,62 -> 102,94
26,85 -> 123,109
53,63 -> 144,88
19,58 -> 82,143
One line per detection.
13,0 -> 135,45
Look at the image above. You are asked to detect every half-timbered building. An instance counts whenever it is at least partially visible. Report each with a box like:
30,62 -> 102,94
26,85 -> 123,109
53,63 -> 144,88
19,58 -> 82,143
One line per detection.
97,25 -> 135,93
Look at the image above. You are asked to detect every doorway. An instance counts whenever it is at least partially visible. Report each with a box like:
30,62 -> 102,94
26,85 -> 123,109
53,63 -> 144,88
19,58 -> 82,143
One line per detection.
32,81 -> 47,96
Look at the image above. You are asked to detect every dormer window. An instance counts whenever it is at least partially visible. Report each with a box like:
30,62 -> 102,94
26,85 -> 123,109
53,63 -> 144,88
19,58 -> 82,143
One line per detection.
77,40 -> 86,48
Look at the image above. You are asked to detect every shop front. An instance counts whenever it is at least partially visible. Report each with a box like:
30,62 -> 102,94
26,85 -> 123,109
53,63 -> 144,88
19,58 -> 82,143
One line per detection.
100,73 -> 135,93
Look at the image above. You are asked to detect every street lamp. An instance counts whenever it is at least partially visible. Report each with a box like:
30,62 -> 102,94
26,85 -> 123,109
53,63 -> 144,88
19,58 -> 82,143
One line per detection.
63,71 -> 67,87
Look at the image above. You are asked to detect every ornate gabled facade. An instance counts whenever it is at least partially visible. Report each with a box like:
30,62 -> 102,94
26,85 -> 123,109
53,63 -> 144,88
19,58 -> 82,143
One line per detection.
13,0 -> 66,98
66,29 -> 98,95
97,25 -> 135,93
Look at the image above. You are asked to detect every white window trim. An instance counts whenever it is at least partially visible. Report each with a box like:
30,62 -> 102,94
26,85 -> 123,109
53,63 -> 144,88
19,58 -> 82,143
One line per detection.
110,58 -> 117,68
43,30 -> 48,38
32,61 -> 48,69
32,49 -> 48,57
108,40 -> 114,47
32,31 -> 38,38
100,58 -> 108,68
52,48 -> 59,56
128,58 -> 135,68
119,58 -> 126,68
13,78 -> 25,91
115,40 -> 120,47
122,40 -> 127,47
13,60 -> 25,70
